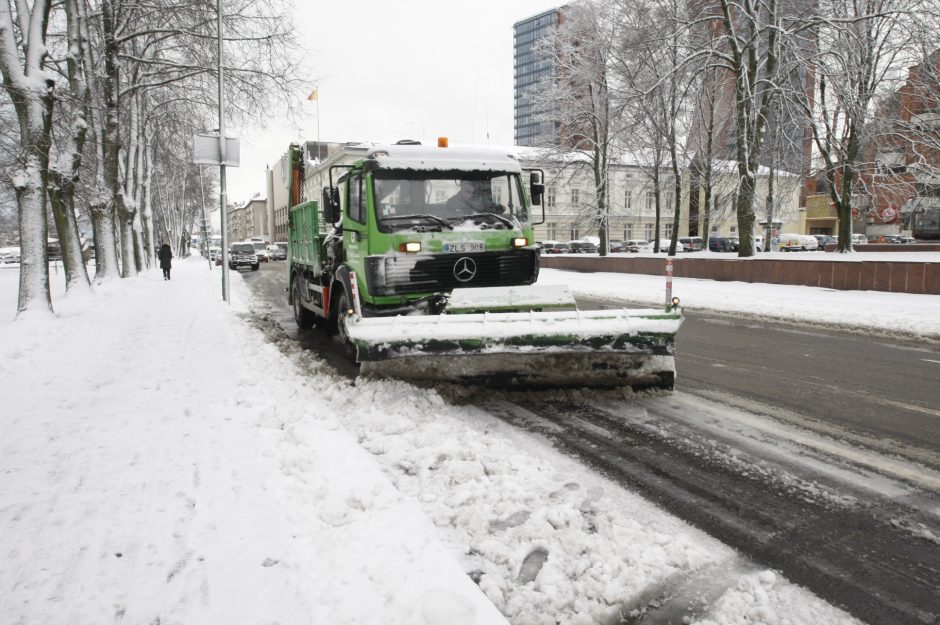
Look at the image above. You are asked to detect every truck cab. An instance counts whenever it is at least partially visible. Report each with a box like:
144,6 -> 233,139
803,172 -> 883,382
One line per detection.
292,143 -> 545,322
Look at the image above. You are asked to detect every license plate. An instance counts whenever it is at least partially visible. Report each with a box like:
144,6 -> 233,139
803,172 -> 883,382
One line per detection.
444,241 -> 485,253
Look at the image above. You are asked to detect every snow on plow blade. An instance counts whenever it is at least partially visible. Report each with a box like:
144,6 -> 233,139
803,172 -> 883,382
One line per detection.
345,308 -> 683,390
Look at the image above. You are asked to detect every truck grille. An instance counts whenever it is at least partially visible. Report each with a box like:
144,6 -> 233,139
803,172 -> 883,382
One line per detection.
365,250 -> 538,296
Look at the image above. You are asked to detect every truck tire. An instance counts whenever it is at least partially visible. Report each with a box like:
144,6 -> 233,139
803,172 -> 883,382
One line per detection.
292,279 -> 316,329
332,289 -> 358,362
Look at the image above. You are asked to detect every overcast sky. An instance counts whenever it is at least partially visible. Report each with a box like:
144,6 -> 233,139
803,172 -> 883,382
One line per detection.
225,0 -> 560,203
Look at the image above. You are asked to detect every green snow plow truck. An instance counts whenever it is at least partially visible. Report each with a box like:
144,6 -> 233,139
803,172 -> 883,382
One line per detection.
286,140 -> 683,389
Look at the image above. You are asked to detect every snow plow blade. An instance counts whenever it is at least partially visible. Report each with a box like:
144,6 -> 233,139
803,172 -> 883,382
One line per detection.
345,308 -> 683,390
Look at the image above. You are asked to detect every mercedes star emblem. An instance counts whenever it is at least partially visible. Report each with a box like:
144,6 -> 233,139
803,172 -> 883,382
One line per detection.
453,256 -> 477,282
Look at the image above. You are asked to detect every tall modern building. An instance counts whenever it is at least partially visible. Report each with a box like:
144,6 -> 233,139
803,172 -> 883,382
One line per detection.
513,8 -> 564,147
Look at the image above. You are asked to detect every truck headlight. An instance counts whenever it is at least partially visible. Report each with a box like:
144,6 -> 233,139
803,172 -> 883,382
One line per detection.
399,242 -> 421,253
512,237 -> 527,248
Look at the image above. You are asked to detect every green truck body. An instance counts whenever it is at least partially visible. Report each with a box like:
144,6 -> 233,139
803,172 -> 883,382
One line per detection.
288,142 -> 544,327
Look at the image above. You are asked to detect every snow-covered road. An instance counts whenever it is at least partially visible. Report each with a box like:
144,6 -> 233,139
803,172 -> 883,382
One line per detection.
3,255 -> 937,624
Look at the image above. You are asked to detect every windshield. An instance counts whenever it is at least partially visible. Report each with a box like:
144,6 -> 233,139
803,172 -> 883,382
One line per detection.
372,171 -> 527,232
231,244 -> 254,253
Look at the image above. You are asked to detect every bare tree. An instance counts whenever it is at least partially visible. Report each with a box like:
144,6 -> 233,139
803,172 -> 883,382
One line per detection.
614,0 -> 699,255
531,1 -> 624,255
703,0 -> 793,257
45,0 -> 96,292
40,0 -> 303,289
0,0 -> 56,316
796,0 -> 924,251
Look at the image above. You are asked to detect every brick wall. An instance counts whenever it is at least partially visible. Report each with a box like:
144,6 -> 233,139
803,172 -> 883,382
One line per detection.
539,254 -> 940,295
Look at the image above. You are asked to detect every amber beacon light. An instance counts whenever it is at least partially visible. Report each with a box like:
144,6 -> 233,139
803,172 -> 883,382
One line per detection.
438,137 -> 449,148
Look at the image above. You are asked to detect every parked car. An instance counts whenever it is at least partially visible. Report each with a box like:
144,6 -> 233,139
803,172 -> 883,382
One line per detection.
655,238 -> 673,252
568,240 -> 598,254
851,233 -> 867,245
625,239 -> 653,253
813,234 -> 838,250
250,240 -> 270,262
678,236 -> 704,252
609,240 -> 628,253
267,244 -> 287,260
708,237 -> 738,252
229,242 -> 260,271
544,242 -> 570,254
0,246 -> 21,264
778,233 -> 818,251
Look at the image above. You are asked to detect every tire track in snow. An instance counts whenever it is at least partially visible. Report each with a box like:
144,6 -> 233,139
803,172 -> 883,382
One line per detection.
493,397 -> 940,625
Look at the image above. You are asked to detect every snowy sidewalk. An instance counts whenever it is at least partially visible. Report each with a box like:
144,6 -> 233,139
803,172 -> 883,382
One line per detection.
0,258 -> 507,625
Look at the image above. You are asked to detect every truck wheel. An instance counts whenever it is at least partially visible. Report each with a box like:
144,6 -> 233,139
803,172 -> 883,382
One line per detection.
292,279 -> 316,329
333,290 -> 358,362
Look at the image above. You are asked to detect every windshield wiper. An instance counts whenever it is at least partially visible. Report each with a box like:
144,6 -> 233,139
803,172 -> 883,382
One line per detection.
462,212 -> 516,228
382,214 -> 454,230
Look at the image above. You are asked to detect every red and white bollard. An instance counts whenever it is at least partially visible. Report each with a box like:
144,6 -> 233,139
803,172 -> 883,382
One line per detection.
665,259 -> 673,309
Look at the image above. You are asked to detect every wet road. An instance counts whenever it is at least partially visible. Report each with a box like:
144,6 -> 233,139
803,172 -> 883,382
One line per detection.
243,263 -> 940,625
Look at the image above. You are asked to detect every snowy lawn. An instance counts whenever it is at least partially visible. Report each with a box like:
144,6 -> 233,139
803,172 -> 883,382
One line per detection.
1,256 -> 923,624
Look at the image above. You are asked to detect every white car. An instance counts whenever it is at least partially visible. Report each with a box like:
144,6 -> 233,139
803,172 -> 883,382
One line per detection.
267,244 -> 287,260
0,246 -> 21,264
625,239 -> 653,253
678,236 -> 704,252
251,240 -> 270,261
778,233 -> 818,251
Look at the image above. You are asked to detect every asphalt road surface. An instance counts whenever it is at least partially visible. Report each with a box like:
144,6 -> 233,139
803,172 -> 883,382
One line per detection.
244,262 -> 940,625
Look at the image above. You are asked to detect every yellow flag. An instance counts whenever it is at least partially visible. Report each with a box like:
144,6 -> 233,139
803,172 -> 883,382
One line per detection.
307,88 -> 318,101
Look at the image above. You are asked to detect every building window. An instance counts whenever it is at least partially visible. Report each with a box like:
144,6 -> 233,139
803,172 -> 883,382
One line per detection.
665,223 -> 673,239
571,189 -> 580,206
646,191 -> 654,213
547,222 -> 557,239
547,187 -> 556,209
625,189 -> 632,210
570,226 -> 580,240
644,224 -> 654,240
623,224 -> 632,240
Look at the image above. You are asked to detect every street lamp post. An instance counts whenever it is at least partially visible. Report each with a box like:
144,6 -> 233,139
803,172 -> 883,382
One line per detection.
217,0 -> 230,303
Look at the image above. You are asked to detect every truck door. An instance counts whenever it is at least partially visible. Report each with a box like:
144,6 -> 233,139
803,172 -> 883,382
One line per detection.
344,172 -> 368,274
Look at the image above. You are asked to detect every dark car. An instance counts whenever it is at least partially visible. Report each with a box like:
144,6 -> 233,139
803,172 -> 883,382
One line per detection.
544,242 -> 570,254
609,241 -> 628,253
813,235 -> 838,250
708,237 -> 738,252
568,241 -> 598,254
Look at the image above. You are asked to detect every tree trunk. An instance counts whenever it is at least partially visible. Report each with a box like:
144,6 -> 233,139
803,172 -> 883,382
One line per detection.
90,198 -> 121,280
736,169 -> 758,255
14,159 -> 53,316
1,0 -> 56,317
48,173 -> 92,291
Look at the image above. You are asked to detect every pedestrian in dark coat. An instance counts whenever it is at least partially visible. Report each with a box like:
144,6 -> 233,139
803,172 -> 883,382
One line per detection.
158,243 -> 173,280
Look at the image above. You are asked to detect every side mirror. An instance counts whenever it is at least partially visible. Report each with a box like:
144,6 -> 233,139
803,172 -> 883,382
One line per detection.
529,172 -> 545,206
322,186 -> 341,223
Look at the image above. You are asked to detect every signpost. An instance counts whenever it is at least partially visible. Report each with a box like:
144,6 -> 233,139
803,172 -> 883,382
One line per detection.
190,0 -> 238,303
